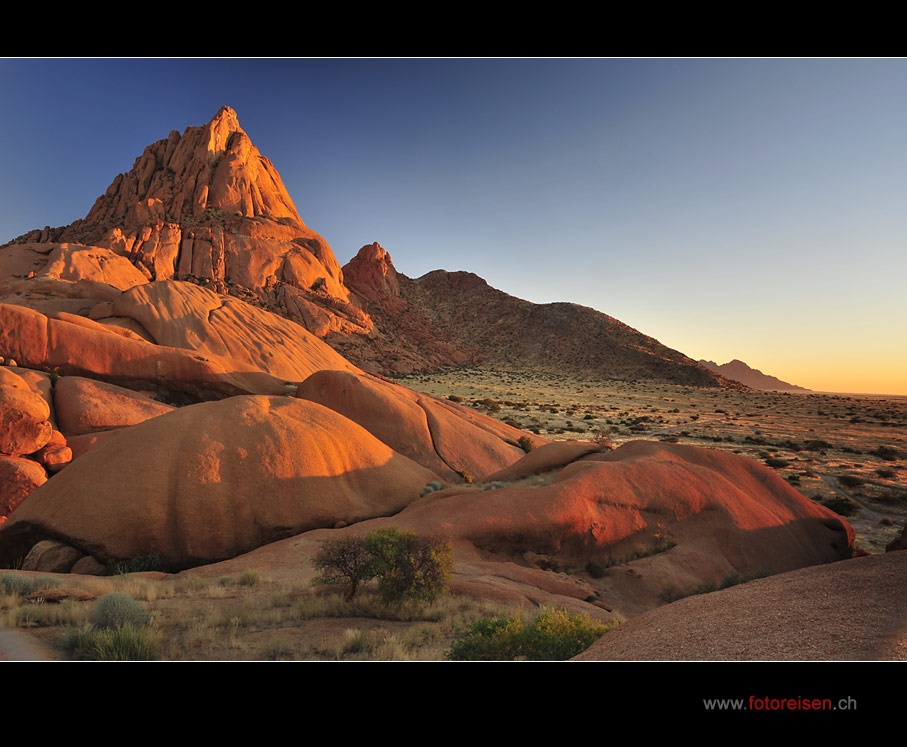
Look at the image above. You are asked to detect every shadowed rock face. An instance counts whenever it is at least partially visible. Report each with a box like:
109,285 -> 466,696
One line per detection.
0,396 -> 439,570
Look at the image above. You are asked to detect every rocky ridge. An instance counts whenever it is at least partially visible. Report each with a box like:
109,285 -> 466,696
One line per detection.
339,242 -> 743,387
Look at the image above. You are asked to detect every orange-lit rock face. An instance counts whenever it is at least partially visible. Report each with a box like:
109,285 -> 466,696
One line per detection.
343,242 -> 401,301
0,372 -> 52,457
296,369 -> 545,482
313,440 -> 853,613
109,280 -> 361,383
0,396 -> 438,569
6,106 -> 370,339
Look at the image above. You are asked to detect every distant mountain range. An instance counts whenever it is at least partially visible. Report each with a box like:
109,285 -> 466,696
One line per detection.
698,359 -> 809,392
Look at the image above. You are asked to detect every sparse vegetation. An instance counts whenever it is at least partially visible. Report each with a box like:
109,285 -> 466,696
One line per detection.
61,622 -> 158,661
91,592 -> 150,630
838,475 -> 865,489
312,527 -> 452,605
419,480 -> 443,497
363,527 -> 453,604
313,535 -> 378,601
822,495 -> 862,517
105,553 -> 166,575
446,607 -> 613,661
0,573 -> 59,597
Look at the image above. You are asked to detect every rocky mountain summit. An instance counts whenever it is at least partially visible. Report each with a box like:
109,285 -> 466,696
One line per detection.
0,107 -> 860,638
6,106 -> 371,339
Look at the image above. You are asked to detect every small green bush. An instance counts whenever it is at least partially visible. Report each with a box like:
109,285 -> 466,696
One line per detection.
419,480 -> 443,497
447,607 -> 611,661
62,623 -> 157,661
446,615 -> 526,661
364,528 -> 453,604
822,495 -> 862,517
105,554 -> 165,575
90,623 -> 158,661
238,570 -> 262,586
91,592 -> 150,630
523,608 -> 612,660
517,436 -> 534,453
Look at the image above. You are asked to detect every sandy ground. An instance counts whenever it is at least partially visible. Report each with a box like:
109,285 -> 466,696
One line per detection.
0,626 -> 60,661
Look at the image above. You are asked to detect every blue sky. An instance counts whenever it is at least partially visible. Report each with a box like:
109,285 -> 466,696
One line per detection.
1,58 -> 905,394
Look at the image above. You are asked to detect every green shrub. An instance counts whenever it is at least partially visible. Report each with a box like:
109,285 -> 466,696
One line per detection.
312,528 -> 453,604
91,592 -> 150,630
238,570 -> 262,586
62,623 -> 157,661
363,528 -> 453,604
313,536 -> 378,601
89,623 -> 158,661
517,436 -> 534,453
447,607 -> 611,661
419,480 -> 443,497
0,573 -> 59,597
522,608 -> 612,660
105,554 -> 165,575
446,614 -> 526,661
822,495 -> 862,517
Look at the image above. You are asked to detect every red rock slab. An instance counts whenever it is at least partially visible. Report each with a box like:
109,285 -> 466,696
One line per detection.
38,243 -> 150,290
297,370 -> 545,482
483,440 -> 603,483
0,301 -> 284,398
0,396 -> 439,570
110,281 -> 361,383
54,376 -> 175,436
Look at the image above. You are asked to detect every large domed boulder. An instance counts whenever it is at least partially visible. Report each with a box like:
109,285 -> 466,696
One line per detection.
296,370 -> 546,482
0,396 -> 438,569
273,440 -> 854,616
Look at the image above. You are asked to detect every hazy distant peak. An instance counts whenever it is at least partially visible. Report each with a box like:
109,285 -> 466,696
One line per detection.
699,359 -> 809,392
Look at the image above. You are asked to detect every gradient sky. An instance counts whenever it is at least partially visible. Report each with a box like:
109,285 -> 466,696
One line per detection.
1,59 -> 905,395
